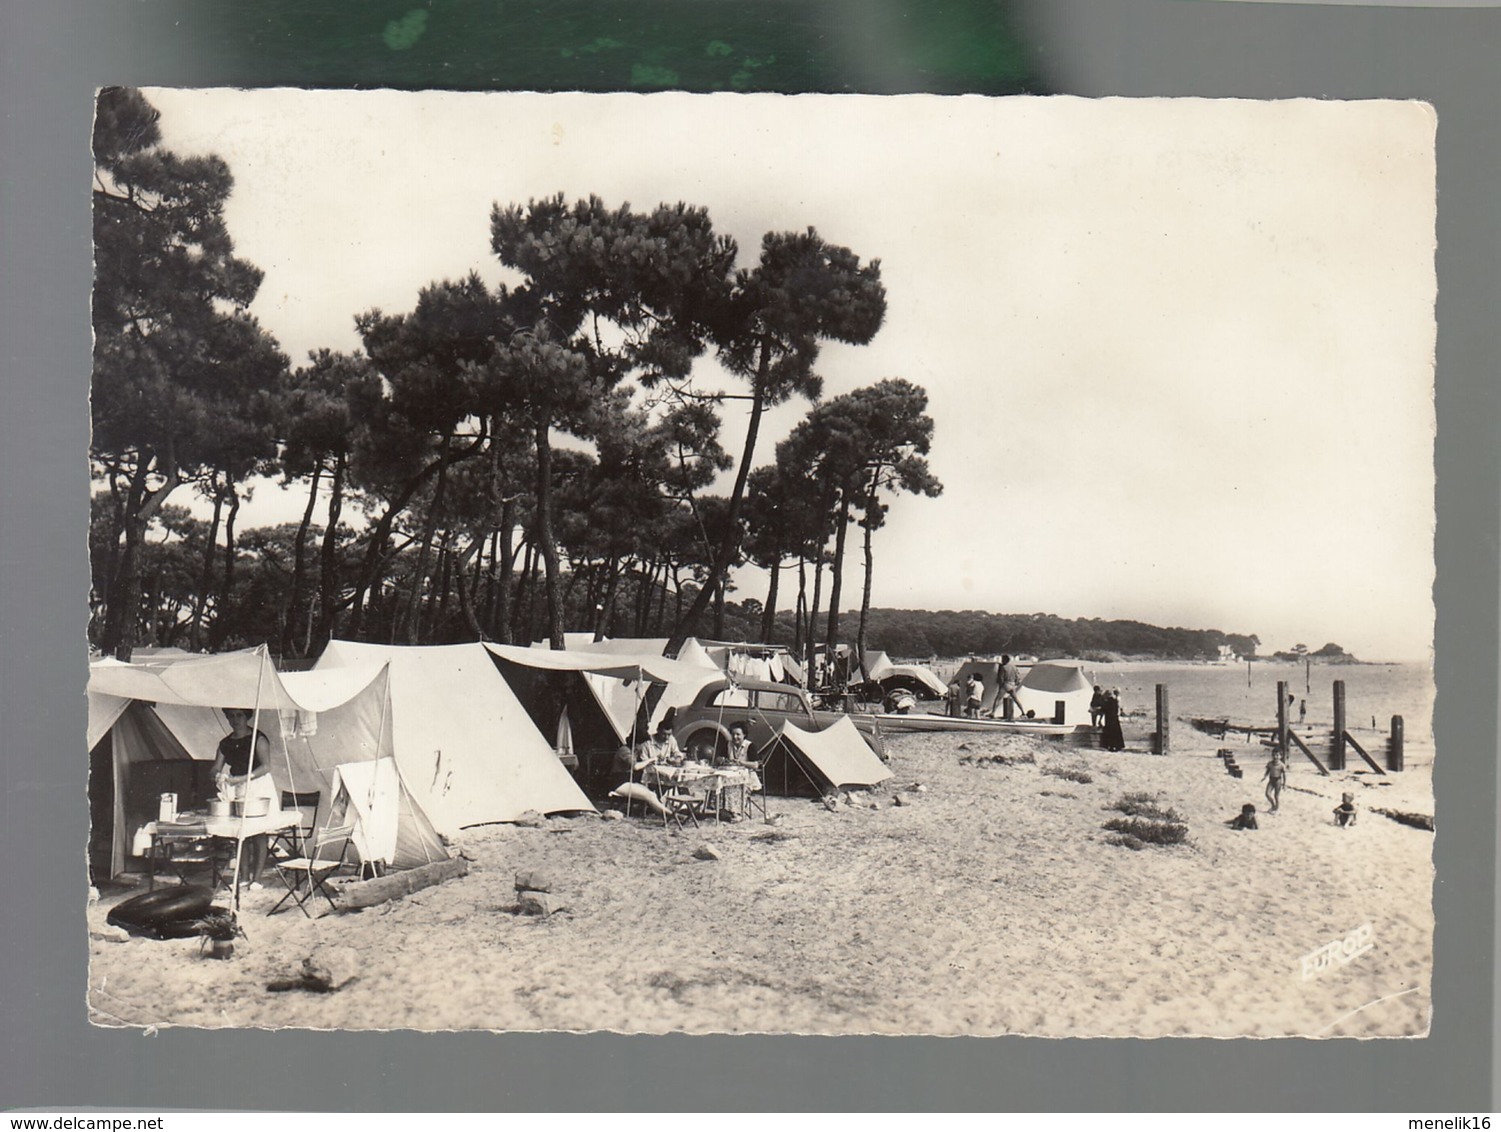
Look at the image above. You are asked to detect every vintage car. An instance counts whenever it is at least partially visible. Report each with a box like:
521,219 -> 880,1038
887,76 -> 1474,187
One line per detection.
670,676 -> 888,763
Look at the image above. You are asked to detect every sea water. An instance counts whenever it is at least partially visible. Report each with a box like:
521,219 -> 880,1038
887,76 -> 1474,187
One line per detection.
1083,660 -> 1435,750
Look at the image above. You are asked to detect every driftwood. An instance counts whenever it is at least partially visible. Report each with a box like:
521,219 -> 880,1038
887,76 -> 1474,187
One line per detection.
337,857 -> 469,911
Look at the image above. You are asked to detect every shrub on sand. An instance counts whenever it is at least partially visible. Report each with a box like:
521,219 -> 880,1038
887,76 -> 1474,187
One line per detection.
1103,814 -> 1188,847
1042,764 -> 1093,785
1108,795 -> 1184,823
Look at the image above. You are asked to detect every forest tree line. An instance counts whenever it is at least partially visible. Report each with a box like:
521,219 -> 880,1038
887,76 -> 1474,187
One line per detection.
90,87 -> 942,663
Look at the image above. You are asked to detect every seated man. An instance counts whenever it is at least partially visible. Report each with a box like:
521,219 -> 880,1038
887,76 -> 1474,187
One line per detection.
637,720 -> 684,771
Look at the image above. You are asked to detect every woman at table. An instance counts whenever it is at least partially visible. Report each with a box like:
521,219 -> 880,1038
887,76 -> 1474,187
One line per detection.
211,706 -> 276,890
722,722 -> 759,769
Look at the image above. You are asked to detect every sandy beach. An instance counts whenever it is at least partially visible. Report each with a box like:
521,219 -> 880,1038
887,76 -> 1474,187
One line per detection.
86,703 -> 1433,1039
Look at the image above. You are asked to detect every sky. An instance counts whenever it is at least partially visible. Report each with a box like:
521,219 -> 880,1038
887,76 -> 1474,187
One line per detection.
142,89 -> 1437,660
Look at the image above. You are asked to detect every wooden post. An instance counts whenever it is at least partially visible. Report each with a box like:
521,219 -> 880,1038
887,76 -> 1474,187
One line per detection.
1276,680 -> 1288,758
1330,680 -> 1346,771
1154,684 -> 1169,754
1388,715 -> 1404,772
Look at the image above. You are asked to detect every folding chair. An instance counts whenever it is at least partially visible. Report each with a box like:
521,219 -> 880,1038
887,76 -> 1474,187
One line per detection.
267,822 -> 355,917
270,790 -> 321,861
742,765 -> 769,820
153,835 -> 234,890
661,784 -> 703,830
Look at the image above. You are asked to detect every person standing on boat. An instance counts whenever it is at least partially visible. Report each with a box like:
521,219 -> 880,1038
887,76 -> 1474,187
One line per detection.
965,673 -> 984,719
997,655 -> 1023,720
1099,688 -> 1126,752
1089,685 -> 1107,728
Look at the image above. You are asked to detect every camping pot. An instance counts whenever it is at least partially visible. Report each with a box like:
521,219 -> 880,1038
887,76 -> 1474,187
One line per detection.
208,799 -> 231,818
231,798 -> 270,818
158,793 -> 177,823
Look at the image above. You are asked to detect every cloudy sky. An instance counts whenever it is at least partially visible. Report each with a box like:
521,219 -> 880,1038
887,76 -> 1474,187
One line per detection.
145,89 -> 1436,660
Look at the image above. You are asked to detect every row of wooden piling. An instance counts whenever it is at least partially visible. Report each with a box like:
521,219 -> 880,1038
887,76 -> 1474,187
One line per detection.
1146,677 -> 1404,772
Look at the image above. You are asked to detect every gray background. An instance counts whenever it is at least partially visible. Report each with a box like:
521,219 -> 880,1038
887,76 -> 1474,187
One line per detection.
2,0 -> 1495,1112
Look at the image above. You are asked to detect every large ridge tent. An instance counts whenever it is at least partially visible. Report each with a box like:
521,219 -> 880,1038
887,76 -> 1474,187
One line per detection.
86,648 -> 445,881
314,640 -> 594,829
759,716 -> 895,797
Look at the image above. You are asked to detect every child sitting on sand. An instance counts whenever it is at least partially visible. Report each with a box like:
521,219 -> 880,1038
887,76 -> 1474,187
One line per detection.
1228,803 -> 1258,831
1333,793 -> 1358,827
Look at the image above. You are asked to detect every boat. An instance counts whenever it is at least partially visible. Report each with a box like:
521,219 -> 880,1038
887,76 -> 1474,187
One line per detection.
870,711 -> 1082,737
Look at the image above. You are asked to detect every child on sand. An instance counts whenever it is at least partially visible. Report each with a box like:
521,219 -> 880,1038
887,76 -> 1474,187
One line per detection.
1228,803 -> 1259,831
1262,754 -> 1287,813
1333,793 -> 1358,827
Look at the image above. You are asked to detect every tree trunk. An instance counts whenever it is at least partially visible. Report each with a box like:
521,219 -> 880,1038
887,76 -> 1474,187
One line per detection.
514,536 -> 537,644
284,460 -> 323,657
401,438 -> 451,644
494,499 -> 517,643
760,557 -> 781,643
807,552 -> 825,678
453,533 -> 486,640
794,556 -> 808,655
188,479 -> 225,652
347,436 -> 483,639
668,338 -> 772,652
311,451 -> 346,656
206,486 -> 241,651
825,492 -> 851,653
533,423 -> 566,649
713,574 -> 726,638
857,490 -> 877,666
101,450 -> 181,657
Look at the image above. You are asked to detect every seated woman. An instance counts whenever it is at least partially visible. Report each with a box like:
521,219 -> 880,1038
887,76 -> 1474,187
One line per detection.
720,722 -> 760,769
211,706 -> 278,890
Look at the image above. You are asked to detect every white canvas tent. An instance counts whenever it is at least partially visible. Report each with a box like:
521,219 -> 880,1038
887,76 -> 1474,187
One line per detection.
327,757 -> 445,868
861,650 -> 948,698
87,648 -> 446,879
485,641 -> 719,733
315,640 -> 594,830
759,716 -> 894,797
1015,660 -> 1095,726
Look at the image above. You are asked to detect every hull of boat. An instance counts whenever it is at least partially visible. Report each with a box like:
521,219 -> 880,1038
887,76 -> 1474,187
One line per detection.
872,712 -> 1081,737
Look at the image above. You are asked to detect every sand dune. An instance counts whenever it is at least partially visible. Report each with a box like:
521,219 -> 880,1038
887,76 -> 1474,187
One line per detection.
88,722 -> 1432,1037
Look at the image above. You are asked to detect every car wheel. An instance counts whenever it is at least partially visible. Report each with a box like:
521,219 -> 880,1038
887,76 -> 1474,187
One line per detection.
687,732 -> 723,763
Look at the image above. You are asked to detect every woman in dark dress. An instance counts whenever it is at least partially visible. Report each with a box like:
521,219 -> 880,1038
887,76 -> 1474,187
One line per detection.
1099,688 -> 1126,752
211,707 -> 275,888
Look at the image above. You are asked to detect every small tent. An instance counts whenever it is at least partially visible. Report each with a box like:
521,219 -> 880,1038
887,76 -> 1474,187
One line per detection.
315,641 -> 594,831
758,717 -> 894,797
87,648 -> 446,880
861,650 -> 948,699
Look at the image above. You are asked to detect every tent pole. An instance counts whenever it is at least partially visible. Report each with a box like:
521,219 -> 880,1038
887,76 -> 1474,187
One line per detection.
228,645 -> 271,921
